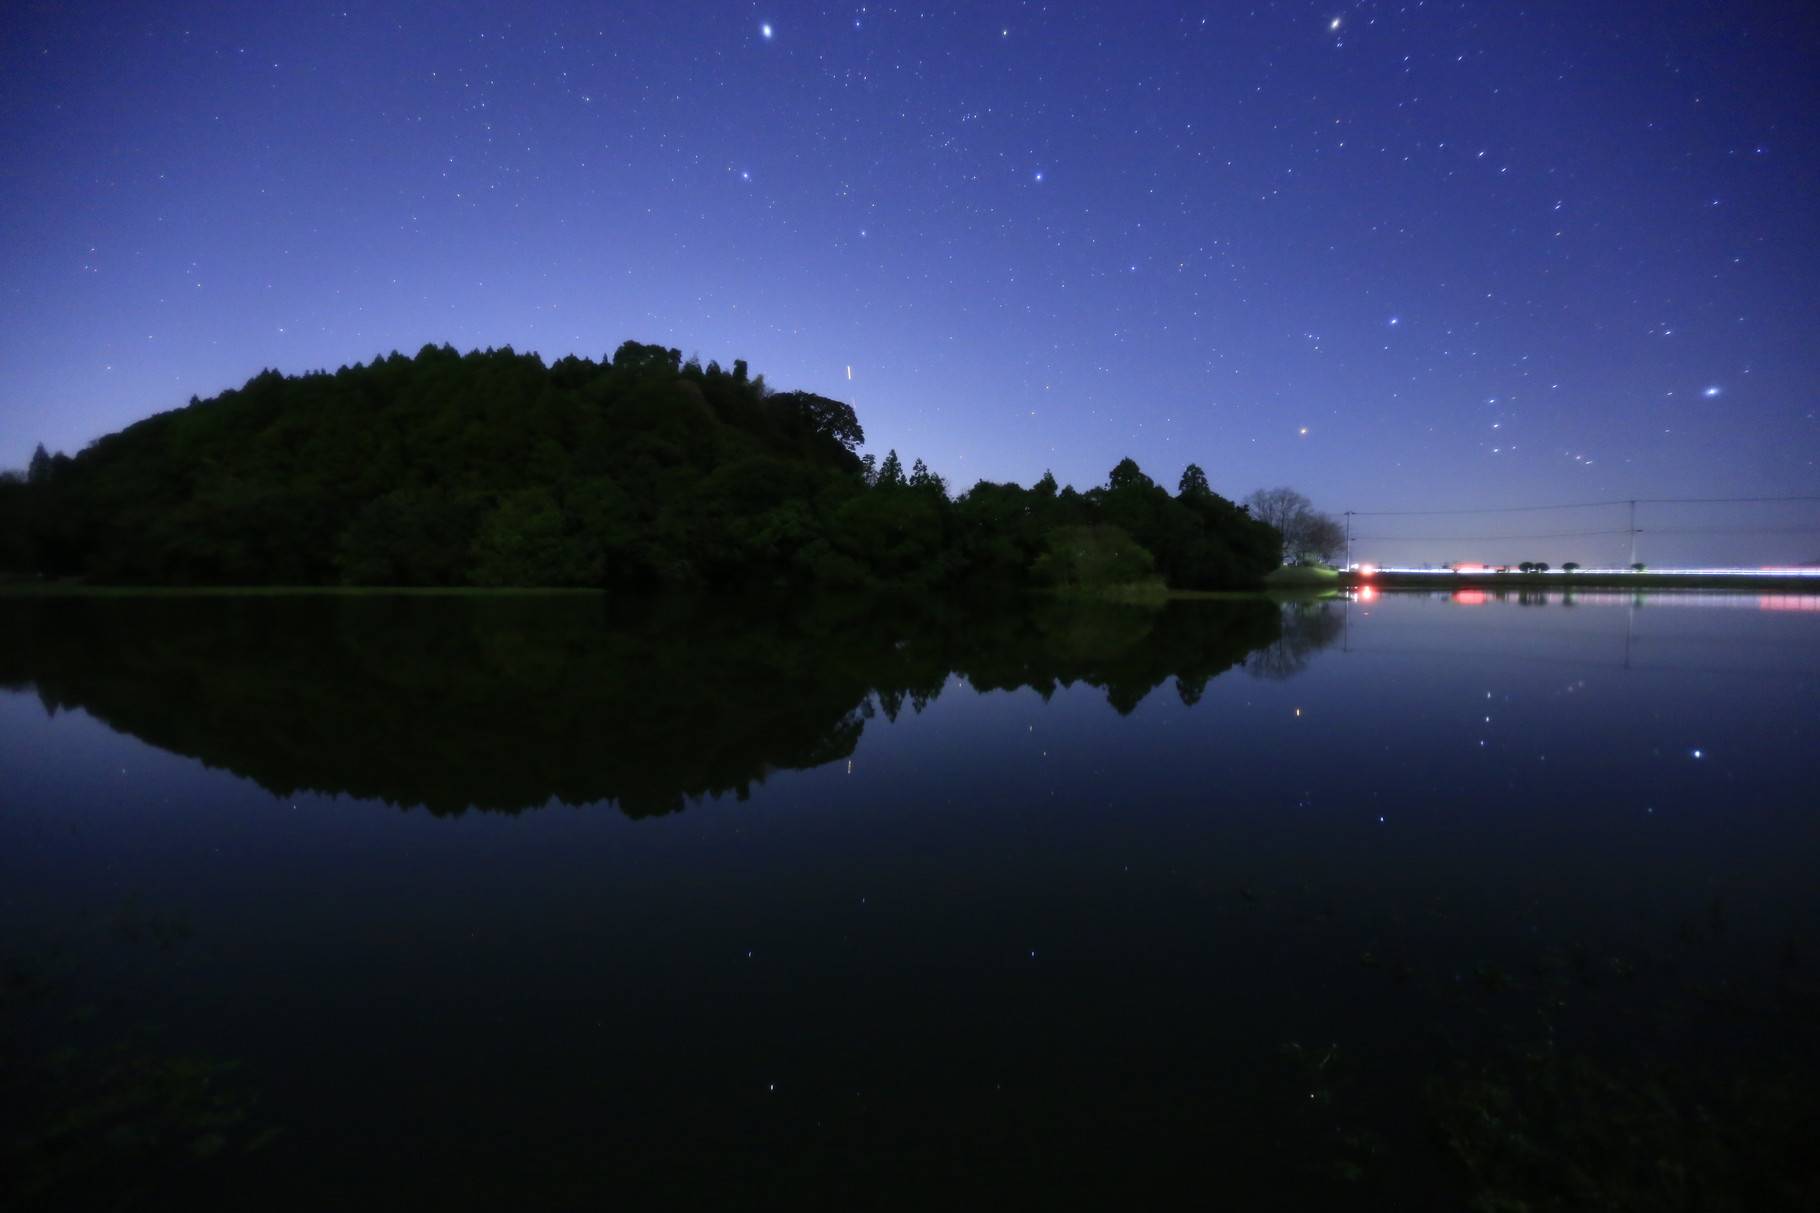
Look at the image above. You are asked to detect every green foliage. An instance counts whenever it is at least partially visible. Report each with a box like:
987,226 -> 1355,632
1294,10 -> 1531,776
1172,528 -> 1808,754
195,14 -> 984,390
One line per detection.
1,350 -> 1280,590
1032,524 -> 1155,590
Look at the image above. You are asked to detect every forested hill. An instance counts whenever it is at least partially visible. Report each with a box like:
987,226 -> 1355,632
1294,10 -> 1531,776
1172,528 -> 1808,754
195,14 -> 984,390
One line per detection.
0,341 -> 1281,590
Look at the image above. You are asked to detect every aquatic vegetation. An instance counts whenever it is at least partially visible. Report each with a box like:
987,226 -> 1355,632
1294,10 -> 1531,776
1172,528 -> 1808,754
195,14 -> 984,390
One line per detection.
1,908 -> 275,1209
1256,865 -> 1820,1208
1427,1047 -> 1819,1211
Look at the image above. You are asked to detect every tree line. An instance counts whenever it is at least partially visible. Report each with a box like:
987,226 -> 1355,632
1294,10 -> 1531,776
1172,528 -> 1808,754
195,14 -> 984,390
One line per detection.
0,341 -> 1287,590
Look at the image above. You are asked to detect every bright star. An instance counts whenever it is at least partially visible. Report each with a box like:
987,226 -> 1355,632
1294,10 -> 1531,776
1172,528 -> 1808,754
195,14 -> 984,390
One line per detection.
1703,385 -> 1721,397
1330,18 -> 1341,31
761,23 -> 772,39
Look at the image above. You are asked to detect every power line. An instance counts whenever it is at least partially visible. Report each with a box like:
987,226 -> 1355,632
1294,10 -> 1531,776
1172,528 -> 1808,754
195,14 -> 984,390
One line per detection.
1356,525 -> 1820,541
1645,525 -> 1820,536
1352,500 -> 1628,517
1355,528 -> 1630,541
1351,494 -> 1820,517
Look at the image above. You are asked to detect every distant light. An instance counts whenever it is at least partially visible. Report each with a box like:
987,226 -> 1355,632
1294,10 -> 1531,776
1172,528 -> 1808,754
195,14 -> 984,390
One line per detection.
1358,564 -> 1376,576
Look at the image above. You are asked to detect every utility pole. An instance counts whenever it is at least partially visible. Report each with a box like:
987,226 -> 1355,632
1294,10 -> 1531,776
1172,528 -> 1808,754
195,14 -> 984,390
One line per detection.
1628,499 -> 1637,568
1345,510 -> 1354,569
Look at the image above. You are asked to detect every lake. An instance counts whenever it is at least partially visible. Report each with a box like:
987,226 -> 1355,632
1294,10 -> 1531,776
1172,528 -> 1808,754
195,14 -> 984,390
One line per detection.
3,588 -> 1817,1210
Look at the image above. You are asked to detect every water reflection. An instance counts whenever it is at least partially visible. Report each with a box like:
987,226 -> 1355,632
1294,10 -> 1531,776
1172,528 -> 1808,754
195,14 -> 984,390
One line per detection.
2,590 -> 1815,1208
1245,599 -> 1346,681
1435,585 -> 1820,612
0,592 -> 1304,817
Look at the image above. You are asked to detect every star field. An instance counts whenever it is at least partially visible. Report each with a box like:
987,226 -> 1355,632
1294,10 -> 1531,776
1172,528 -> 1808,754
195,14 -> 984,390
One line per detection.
1,1 -> 1814,565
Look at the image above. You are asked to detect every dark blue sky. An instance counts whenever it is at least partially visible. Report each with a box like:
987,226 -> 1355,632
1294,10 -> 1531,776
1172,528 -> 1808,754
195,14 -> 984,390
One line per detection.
3,1 -> 1815,566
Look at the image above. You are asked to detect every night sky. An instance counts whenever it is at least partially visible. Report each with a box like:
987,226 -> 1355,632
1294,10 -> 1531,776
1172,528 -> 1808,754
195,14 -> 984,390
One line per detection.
3,1 -> 1815,567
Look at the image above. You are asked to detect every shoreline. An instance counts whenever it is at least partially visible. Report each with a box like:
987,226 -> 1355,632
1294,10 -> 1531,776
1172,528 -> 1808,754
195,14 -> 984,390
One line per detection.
1343,569 -> 1820,592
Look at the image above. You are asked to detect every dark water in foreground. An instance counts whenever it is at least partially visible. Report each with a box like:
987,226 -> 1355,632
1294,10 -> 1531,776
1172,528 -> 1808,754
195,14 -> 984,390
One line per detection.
2,590 -> 1817,1210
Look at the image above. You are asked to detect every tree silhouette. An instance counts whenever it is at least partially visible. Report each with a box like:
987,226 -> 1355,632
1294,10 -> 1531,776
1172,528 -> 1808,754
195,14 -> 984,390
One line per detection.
2,345 -> 1285,590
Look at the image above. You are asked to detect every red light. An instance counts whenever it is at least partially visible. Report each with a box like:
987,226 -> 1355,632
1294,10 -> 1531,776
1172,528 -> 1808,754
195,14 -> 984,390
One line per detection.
1358,563 -> 1376,576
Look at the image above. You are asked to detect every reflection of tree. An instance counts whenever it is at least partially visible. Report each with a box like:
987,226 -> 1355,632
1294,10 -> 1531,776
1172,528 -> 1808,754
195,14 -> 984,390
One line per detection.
0,592 -> 1281,817
1246,601 -> 1346,681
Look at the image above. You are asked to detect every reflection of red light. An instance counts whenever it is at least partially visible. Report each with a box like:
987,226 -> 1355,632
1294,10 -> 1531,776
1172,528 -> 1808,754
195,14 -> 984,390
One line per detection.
1760,595 -> 1820,611
1358,585 -> 1378,602
1454,589 -> 1486,605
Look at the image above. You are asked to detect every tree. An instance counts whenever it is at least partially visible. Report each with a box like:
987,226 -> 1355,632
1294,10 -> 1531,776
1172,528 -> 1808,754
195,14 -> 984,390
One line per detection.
611,341 -> 681,375
1296,513 -> 1346,565
471,487 -> 594,586
1562,562 -> 1580,574
908,457 -> 947,497
1243,487 -> 1344,565
1178,463 -> 1211,498
1030,524 -> 1155,590
1243,486 -> 1307,536
1107,457 -> 1155,492
875,450 -> 906,489
770,390 -> 865,454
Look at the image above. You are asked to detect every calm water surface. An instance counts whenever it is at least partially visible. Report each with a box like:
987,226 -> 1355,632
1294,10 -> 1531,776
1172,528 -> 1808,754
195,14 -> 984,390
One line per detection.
2,590 -> 1817,1209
